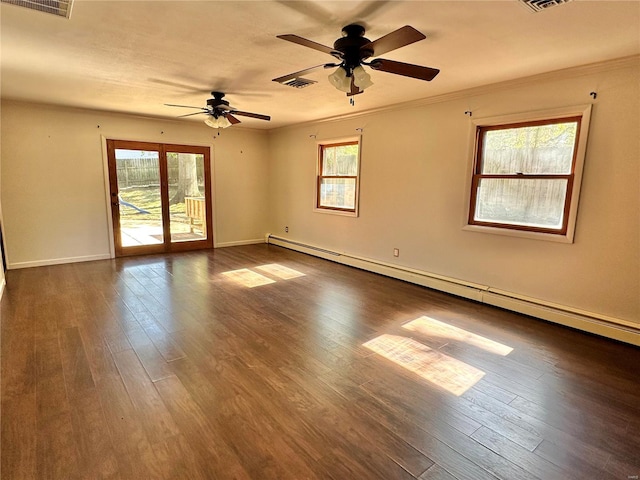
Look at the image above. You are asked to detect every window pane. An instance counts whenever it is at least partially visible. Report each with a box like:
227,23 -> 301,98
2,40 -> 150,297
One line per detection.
114,149 -> 163,246
167,152 -> 206,242
474,178 -> 568,229
319,178 -> 356,209
482,121 -> 577,174
322,144 -> 359,176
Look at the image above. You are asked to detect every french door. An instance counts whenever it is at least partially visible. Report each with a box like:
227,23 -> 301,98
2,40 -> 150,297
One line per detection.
106,139 -> 213,257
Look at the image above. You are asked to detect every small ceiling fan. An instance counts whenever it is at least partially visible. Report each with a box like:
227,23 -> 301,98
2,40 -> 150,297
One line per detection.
273,24 -> 440,96
165,92 -> 271,128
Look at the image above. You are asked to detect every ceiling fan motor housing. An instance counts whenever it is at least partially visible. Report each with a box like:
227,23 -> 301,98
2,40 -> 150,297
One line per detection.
334,24 -> 374,72
207,98 -> 229,108
207,91 -> 230,112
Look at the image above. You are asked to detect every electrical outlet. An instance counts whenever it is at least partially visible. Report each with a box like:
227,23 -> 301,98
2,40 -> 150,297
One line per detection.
285,226 -> 289,233
393,248 -> 399,257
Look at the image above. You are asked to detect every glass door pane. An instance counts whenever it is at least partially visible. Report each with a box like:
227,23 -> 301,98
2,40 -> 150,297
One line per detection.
114,148 -> 164,247
167,152 -> 207,243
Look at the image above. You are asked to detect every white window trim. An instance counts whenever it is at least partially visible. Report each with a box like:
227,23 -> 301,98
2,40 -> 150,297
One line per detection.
313,135 -> 362,217
463,104 -> 592,243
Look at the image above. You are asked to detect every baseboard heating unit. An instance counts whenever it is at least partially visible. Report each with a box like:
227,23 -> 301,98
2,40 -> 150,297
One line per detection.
266,234 -> 639,347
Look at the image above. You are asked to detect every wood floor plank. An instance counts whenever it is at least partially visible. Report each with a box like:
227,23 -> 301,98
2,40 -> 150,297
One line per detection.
603,455 -> 640,478
509,393 -> 636,451
1,302 -> 36,400
153,375 -> 252,480
282,366 -> 436,478
122,325 -> 175,382
140,321 -> 186,362
68,389 -> 120,479
326,374 -> 538,480
59,326 -> 96,399
356,369 -> 483,436
112,349 -> 180,444
167,357 -> 328,480
457,385 -> 618,471
419,464 -> 460,480
114,444 -> 164,480
95,373 -> 164,479
36,412 -> 81,480
151,434 -> 209,480
1,394 -> 37,480
534,439 -> 617,480
317,374 -> 498,480
470,426 -> 576,480
35,333 -> 69,421
73,319 -> 121,385
1,244 -> 639,479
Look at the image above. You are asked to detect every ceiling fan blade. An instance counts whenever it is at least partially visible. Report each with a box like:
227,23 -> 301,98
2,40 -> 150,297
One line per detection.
232,111 -> 271,121
369,59 -> 440,81
362,25 -> 426,58
347,77 -> 363,97
177,111 -> 208,118
277,34 -> 339,56
273,64 -> 334,83
225,114 -> 241,125
165,103 -> 206,110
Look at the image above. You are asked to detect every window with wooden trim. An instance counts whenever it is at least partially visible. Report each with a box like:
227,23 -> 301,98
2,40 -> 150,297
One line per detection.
468,111 -> 590,241
316,140 -> 360,214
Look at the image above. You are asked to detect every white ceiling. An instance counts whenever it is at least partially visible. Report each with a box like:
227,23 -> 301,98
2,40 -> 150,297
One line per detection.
1,0 -> 639,129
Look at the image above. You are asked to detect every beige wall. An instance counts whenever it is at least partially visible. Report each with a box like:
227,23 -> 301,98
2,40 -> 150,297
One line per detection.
267,60 -> 639,324
1,59 -> 637,325
0,102 -> 269,267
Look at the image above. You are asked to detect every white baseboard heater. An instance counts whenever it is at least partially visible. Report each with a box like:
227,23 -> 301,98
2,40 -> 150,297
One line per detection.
266,234 -> 639,347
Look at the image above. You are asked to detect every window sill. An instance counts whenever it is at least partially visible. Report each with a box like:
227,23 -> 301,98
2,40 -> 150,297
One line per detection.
314,207 -> 358,218
463,224 -> 574,243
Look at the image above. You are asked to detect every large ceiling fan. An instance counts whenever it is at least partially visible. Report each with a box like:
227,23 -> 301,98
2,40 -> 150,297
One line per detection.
165,92 -> 271,128
273,24 -> 440,96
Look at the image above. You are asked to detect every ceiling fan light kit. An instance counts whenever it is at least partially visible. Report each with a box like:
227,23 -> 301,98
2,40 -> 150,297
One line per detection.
352,65 -> 373,90
204,115 -> 232,129
328,67 -> 352,93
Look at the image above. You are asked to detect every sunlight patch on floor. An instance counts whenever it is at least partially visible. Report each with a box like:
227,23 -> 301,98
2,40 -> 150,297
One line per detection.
222,268 -> 275,288
403,316 -> 513,356
255,263 -> 305,280
363,334 -> 485,396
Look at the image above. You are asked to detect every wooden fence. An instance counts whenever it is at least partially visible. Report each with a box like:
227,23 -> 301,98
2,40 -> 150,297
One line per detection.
116,158 -> 204,189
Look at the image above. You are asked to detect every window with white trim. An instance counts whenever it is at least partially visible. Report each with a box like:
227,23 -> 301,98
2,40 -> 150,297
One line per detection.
316,140 -> 360,214
466,106 -> 591,242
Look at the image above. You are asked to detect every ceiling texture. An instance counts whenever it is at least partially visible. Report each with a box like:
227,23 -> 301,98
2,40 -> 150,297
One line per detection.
1,0 -> 639,130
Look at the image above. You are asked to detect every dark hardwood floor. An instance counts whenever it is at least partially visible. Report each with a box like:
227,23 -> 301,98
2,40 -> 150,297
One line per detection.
1,244 -> 639,479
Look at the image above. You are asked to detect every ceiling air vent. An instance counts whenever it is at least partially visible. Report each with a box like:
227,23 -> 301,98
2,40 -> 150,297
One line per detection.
281,78 -> 318,89
1,0 -> 73,18
519,0 -> 572,12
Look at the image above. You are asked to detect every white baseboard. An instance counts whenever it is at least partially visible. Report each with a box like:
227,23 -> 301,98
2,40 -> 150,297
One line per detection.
214,238 -> 266,248
8,253 -> 112,270
0,277 -> 5,301
481,292 -> 639,346
266,234 -> 640,347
